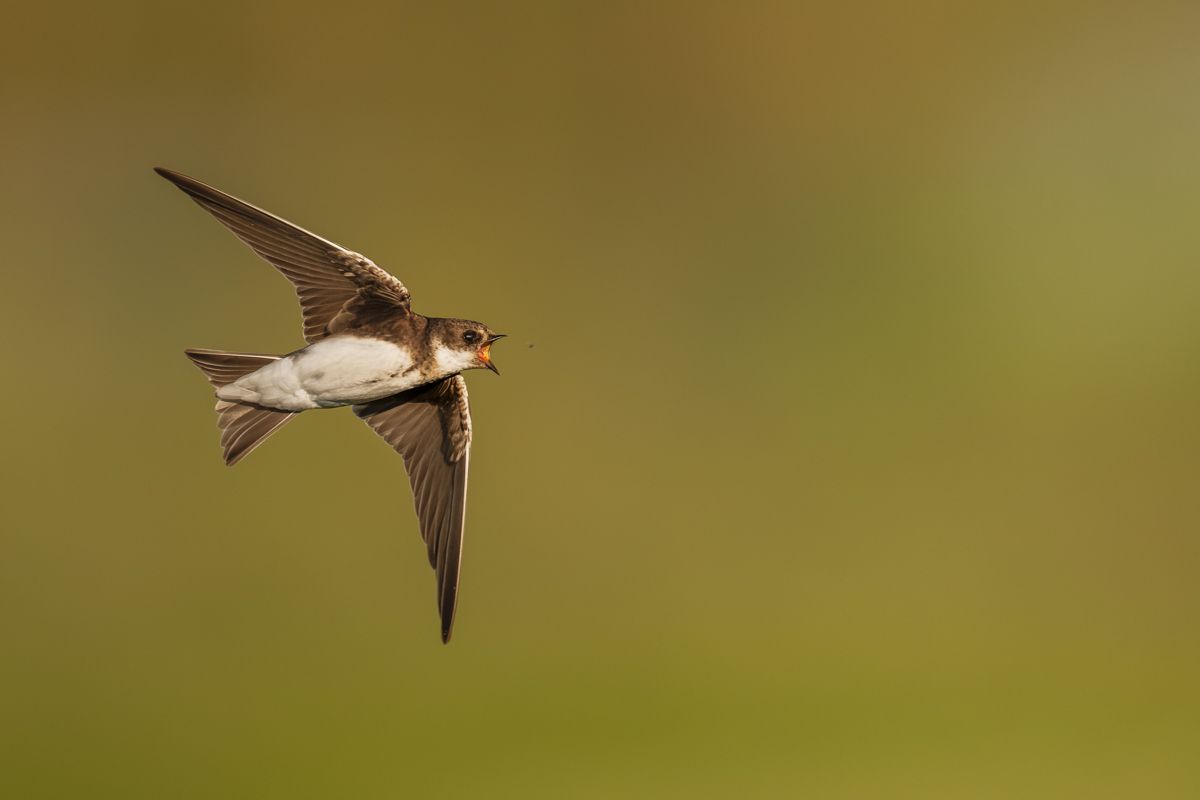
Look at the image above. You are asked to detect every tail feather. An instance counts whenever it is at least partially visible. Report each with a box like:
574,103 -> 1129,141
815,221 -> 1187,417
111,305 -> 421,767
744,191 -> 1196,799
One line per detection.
185,349 -> 298,466
185,348 -> 280,389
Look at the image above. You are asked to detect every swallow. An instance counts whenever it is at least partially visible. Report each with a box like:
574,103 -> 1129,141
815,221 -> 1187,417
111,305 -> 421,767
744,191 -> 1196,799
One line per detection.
156,167 -> 504,643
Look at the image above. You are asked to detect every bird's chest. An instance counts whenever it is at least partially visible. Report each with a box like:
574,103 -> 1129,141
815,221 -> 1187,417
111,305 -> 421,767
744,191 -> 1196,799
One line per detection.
296,336 -> 431,405
237,335 -> 433,409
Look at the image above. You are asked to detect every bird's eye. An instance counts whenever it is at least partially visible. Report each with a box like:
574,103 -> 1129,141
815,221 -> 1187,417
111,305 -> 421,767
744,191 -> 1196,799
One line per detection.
463,330 -> 479,344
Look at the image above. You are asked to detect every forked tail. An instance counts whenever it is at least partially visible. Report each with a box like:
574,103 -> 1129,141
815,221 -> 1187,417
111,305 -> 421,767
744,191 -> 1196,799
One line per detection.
184,349 -> 298,466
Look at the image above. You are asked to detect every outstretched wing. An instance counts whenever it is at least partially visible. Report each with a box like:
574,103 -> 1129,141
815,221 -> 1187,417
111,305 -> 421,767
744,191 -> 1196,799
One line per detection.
353,376 -> 472,643
156,167 -> 411,343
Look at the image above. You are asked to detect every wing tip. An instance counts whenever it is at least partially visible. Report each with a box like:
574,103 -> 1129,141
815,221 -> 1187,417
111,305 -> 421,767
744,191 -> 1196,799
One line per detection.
154,166 -> 185,184
440,597 -> 457,644
154,166 -> 205,198
155,167 -> 224,206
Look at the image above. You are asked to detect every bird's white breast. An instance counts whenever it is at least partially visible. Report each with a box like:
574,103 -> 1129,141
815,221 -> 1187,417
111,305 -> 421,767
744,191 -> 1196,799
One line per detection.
432,344 -> 476,376
217,336 -> 423,410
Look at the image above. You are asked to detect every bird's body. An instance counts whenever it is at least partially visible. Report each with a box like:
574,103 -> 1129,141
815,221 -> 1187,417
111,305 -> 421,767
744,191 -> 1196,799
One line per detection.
157,167 -> 503,643
218,325 -> 486,410
219,335 -> 420,409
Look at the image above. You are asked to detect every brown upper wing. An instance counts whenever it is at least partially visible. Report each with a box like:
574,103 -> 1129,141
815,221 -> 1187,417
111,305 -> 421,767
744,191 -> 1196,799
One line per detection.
353,376 -> 472,643
156,167 -> 411,343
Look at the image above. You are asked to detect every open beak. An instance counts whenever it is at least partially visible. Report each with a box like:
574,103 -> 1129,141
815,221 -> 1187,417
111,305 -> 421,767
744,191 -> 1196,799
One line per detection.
480,334 -> 505,374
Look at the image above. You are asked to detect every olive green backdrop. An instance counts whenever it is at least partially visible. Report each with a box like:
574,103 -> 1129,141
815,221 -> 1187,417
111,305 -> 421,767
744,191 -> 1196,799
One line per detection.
3,2 -> 1199,797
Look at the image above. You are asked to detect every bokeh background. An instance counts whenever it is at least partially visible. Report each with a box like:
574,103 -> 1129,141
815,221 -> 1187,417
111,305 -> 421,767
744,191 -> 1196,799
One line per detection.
3,2 -> 1199,797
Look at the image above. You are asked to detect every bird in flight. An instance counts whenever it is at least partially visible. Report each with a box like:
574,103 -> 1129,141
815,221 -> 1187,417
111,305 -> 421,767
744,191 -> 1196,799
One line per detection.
157,167 -> 504,643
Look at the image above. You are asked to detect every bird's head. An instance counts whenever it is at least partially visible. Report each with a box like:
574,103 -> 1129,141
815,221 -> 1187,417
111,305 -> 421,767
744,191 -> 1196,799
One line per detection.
431,318 -> 505,376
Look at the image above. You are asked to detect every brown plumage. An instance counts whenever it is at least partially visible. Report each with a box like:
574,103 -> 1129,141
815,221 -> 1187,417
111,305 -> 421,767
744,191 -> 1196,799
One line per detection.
185,350 -> 298,466
354,376 -> 472,643
155,168 -> 411,343
158,167 -> 505,643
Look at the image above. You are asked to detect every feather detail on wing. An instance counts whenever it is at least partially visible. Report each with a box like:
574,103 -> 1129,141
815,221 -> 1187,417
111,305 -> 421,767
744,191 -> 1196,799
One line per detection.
353,376 -> 472,643
156,167 -> 411,342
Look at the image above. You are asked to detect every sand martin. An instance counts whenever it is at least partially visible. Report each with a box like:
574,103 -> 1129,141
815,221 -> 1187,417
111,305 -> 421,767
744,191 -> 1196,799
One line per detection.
157,167 -> 504,643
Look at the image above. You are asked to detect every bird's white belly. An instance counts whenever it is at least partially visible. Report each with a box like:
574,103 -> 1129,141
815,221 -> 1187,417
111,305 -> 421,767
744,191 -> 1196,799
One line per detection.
217,336 -> 424,410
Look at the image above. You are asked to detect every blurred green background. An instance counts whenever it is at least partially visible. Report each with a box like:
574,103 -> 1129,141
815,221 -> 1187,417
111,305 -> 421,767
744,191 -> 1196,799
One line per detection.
3,2 -> 1199,797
